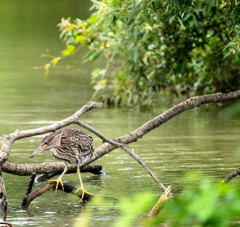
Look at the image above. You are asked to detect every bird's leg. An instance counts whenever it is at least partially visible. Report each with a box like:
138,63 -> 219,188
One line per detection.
75,166 -> 94,201
48,164 -> 68,191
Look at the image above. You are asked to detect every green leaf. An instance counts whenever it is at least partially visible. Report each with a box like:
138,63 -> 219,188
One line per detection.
127,0 -> 147,24
223,39 -> 237,52
83,50 -> 103,62
75,35 -> 86,46
51,57 -> 60,66
62,45 -> 75,56
177,16 -> 185,30
87,15 -> 97,25
65,24 -> 75,31
147,44 -> 156,50
106,13 -> 115,26
133,46 -> 138,63
44,63 -> 51,77
169,15 -> 176,24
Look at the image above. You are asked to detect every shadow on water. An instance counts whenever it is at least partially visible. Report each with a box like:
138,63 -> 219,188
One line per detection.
1,1 -> 240,226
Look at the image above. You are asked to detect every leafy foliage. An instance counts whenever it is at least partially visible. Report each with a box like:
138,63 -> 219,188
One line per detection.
119,179 -> 240,226
46,0 -> 240,108
74,178 -> 240,226
148,180 -> 240,226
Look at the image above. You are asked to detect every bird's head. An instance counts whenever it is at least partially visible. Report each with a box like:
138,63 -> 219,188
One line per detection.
30,131 -> 61,158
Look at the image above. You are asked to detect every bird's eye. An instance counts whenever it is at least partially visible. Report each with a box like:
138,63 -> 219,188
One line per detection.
45,142 -> 48,145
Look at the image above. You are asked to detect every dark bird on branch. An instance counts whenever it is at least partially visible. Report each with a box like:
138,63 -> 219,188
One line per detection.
30,128 -> 94,201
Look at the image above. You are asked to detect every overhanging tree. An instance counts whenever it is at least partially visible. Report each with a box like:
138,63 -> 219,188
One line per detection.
43,0 -> 240,108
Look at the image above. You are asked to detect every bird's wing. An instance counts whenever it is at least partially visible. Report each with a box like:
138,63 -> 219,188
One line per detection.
61,129 -> 94,157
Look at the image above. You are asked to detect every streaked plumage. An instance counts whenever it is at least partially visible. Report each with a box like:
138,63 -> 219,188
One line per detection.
41,128 -> 94,165
30,128 -> 94,201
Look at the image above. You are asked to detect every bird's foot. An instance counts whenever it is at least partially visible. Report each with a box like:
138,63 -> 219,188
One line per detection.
48,178 -> 64,191
75,186 -> 94,202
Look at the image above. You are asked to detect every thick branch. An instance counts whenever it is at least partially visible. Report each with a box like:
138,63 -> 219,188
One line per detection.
2,161 -> 102,176
0,171 -> 7,222
34,164 -> 102,183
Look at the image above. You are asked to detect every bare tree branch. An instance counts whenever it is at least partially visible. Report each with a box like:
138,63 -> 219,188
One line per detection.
148,186 -> 172,217
2,161 -> 102,176
0,171 -> 7,222
223,167 -> 240,183
21,181 -> 91,209
0,104 -> 98,165
21,172 -> 36,208
0,174 -> 12,225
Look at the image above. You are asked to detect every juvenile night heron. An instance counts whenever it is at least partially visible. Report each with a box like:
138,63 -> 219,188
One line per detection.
30,128 -> 94,200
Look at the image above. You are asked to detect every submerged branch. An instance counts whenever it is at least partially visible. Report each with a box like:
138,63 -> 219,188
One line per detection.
21,172 -> 36,208
21,181 -> 91,209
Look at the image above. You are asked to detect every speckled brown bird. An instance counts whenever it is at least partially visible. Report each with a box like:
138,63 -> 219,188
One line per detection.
30,128 -> 94,200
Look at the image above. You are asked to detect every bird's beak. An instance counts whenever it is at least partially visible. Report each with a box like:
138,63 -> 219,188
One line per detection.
30,144 -> 46,158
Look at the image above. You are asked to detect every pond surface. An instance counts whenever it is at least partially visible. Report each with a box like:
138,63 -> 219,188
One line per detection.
0,1 -> 240,226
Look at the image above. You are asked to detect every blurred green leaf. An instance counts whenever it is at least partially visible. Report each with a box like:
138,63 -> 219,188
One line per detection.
75,35 -> 86,46
221,102 -> 240,118
83,50 -> 103,62
51,57 -> 60,66
62,45 -> 75,56
113,192 -> 155,227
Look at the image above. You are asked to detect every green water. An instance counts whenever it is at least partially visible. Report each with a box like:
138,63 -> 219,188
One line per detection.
1,1 -> 240,226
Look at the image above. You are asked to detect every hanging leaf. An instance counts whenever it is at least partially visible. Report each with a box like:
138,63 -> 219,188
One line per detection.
44,63 -> 51,76
51,57 -> 60,66
83,50 -> 103,62
75,35 -> 86,46
177,16 -> 185,30
65,24 -> 75,31
62,45 -> 75,56
169,15 -> 176,24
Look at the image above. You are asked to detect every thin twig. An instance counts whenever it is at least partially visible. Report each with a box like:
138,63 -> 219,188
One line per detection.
222,167 -> 240,183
